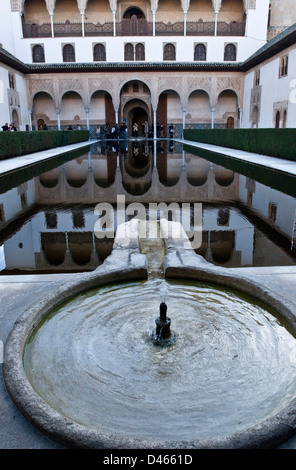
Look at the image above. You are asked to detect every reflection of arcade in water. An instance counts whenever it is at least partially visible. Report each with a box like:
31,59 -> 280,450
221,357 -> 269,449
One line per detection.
0,141 -> 295,273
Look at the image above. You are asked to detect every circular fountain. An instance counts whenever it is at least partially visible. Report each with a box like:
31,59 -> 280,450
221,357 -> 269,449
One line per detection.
4,220 -> 296,449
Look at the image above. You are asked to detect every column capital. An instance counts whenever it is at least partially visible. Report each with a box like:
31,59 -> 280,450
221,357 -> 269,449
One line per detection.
211,0 -> 222,13
45,0 -> 56,15
109,0 -> 118,12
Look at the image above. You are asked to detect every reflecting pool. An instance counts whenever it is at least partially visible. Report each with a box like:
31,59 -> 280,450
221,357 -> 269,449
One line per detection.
0,139 -> 295,273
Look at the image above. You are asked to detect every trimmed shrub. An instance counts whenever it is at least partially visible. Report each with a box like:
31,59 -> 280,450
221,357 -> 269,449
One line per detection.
183,129 -> 296,161
0,130 -> 90,160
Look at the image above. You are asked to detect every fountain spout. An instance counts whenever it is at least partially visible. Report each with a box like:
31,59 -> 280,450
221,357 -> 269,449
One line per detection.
153,302 -> 176,346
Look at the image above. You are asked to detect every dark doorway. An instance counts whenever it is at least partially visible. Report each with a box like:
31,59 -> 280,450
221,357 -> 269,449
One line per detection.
129,107 -> 148,136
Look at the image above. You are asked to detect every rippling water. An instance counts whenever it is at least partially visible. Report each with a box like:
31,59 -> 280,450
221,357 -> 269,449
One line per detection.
24,278 -> 296,443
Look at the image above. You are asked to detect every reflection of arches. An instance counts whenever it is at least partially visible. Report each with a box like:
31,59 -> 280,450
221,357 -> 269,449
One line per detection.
68,232 -> 93,266
95,238 -> 114,261
39,169 -> 59,188
214,165 -> 234,186
41,233 -> 66,266
210,231 -> 235,264
64,159 -> 88,187
186,157 -> 210,186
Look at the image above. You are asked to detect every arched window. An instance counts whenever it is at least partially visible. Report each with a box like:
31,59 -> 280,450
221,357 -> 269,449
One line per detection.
63,44 -> 75,62
194,43 -> 206,61
93,44 -> 106,61
163,43 -> 176,61
279,55 -> 288,77
135,43 -> 145,61
32,44 -> 45,63
224,44 -> 236,61
124,43 -> 134,61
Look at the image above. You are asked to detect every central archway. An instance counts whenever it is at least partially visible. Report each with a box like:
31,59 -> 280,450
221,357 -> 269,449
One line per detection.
123,99 -> 150,137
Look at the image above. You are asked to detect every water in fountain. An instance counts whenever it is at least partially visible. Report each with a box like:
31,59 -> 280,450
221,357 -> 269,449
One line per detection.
24,278 -> 296,444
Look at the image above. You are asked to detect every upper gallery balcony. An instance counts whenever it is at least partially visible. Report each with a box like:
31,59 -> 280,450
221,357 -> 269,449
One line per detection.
20,0 -> 247,39
22,18 -> 246,38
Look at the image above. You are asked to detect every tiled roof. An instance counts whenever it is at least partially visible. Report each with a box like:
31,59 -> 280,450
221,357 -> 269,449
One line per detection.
240,23 -> 296,71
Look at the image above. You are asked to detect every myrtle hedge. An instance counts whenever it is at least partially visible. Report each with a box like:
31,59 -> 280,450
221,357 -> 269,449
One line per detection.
0,130 -> 89,160
183,128 -> 296,161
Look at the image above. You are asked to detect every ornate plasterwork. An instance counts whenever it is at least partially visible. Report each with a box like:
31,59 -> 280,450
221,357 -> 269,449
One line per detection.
215,76 -> 242,103
28,79 -> 55,104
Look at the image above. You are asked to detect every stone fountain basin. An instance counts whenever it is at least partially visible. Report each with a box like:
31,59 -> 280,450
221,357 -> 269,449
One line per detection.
3,219 -> 296,449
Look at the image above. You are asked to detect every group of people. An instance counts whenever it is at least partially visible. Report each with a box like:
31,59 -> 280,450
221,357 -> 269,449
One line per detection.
95,121 -> 174,140
1,122 -> 17,132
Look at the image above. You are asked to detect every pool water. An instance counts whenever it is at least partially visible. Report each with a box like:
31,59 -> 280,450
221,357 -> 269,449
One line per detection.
0,140 -> 295,273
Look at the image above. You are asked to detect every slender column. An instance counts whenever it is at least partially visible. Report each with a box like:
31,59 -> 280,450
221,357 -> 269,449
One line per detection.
85,109 -> 90,130
19,13 -> 24,39
113,11 -> 116,36
183,11 -> 187,36
152,10 -> 156,36
81,13 -> 85,37
115,108 -> 119,125
244,10 -> 248,37
56,109 -> 61,130
49,12 -> 54,37
211,107 -> 215,129
214,11 -> 218,36
182,108 -> 186,133
29,110 -> 33,131
238,107 -> 241,128
153,140 -> 157,168
153,108 -> 157,139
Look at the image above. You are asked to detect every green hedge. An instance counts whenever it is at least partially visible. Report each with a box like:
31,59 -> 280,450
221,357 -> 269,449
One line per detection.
0,130 -> 90,160
183,128 -> 296,161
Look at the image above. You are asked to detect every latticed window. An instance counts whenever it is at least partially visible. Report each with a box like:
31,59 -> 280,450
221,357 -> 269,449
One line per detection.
93,44 -> 106,61
63,44 -> 75,62
135,43 -> 145,61
224,44 -> 236,61
279,55 -> 288,77
32,45 -> 45,63
163,43 -> 176,61
124,43 -> 134,61
194,43 -> 206,61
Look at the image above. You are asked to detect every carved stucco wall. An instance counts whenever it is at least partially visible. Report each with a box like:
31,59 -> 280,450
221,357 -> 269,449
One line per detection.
26,71 -> 244,118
